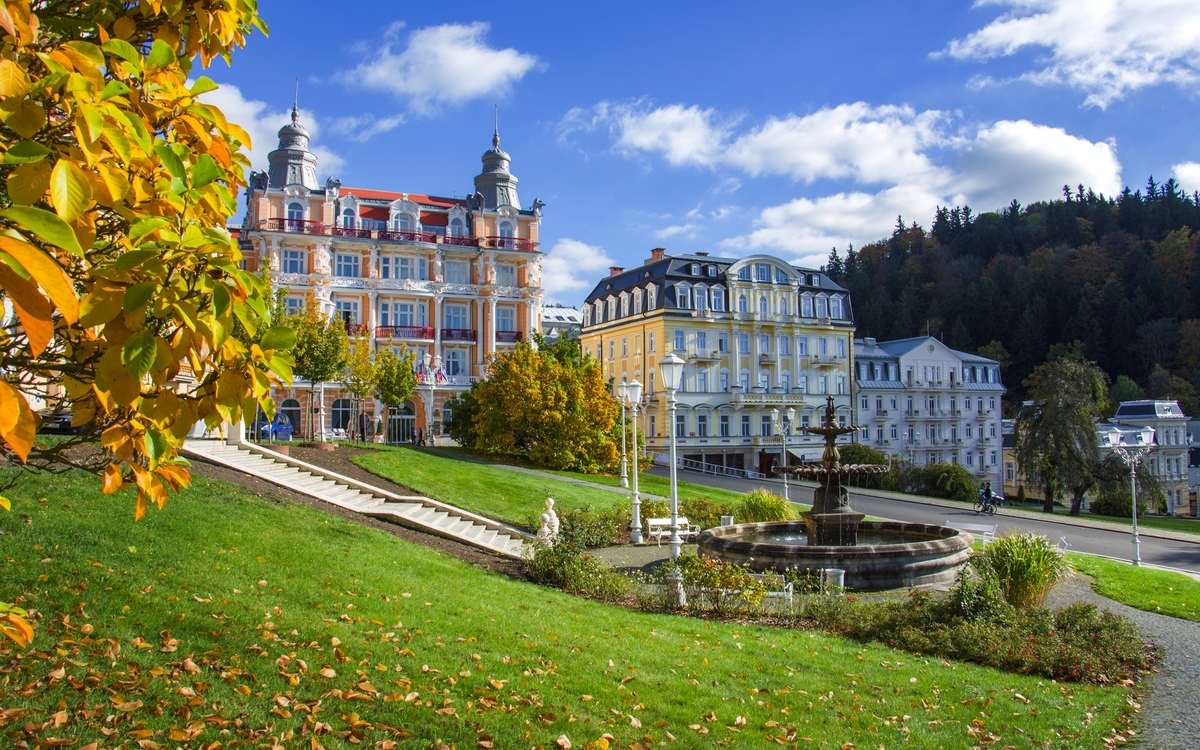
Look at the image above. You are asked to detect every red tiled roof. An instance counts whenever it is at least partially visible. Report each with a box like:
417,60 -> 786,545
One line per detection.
361,206 -> 388,221
420,211 -> 448,226
341,187 -> 466,209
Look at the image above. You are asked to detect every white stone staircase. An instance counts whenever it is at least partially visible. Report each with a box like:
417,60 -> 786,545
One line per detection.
183,440 -> 528,558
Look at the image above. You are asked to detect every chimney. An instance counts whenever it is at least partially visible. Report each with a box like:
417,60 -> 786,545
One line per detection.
650,247 -> 666,261
609,266 -> 624,277
865,337 -> 876,346
695,251 -> 708,257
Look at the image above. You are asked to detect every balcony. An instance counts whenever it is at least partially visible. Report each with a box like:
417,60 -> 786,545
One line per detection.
496,330 -> 522,343
379,229 -> 439,244
260,218 -> 326,234
758,353 -> 778,365
873,409 -> 889,420
332,226 -> 372,239
690,349 -> 721,362
905,409 -> 921,418
442,328 -> 477,342
344,322 -> 370,337
442,234 -> 480,248
375,325 -> 435,340
482,236 -> 538,252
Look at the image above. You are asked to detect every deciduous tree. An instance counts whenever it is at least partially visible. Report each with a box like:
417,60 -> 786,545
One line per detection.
290,294 -> 348,440
373,345 -> 417,440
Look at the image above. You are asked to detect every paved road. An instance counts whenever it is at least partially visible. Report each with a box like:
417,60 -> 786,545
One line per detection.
648,467 -> 1200,574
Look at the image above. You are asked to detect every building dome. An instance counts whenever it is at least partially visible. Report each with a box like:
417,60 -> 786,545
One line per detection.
266,104 -> 320,190
474,130 -> 519,209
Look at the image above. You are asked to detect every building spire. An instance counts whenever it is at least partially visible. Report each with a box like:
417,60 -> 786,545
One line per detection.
493,104 -> 500,149
292,77 -> 300,124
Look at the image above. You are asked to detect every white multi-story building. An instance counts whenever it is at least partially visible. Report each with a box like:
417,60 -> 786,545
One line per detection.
1110,400 -> 1191,514
239,107 -> 545,439
853,336 -> 1005,488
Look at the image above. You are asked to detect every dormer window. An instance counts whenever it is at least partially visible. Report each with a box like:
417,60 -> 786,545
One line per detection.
633,289 -> 643,314
707,264 -> 716,276
694,285 -> 707,311
287,202 -> 304,221
830,296 -> 843,320
449,218 -> 466,237
712,286 -> 725,312
690,263 -> 700,275
498,220 -> 514,238
738,266 -> 751,280
755,263 -> 771,282
396,213 -> 415,231
816,296 -> 828,318
801,294 -> 813,317
676,284 -> 691,309
608,297 -> 617,320
775,267 -> 788,284
340,208 -> 356,227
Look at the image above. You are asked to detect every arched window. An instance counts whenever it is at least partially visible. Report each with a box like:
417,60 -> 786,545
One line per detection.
450,218 -> 465,237
331,398 -> 354,431
758,296 -> 768,316
778,297 -> 789,316
281,399 -> 301,438
738,294 -> 748,313
498,221 -> 514,238
340,208 -> 356,227
396,214 -> 415,231
287,202 -> 304,221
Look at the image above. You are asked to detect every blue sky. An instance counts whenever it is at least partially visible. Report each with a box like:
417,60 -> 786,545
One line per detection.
208,0 -> 1200,305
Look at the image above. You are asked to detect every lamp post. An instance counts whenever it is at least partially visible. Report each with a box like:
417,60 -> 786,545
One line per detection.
617,380 -> 629,488
421,352 -> 434,442
1112,442 -> 1152,566
625,380 -> 644,543
772,407 -> 796,501
658,353 -> 686,605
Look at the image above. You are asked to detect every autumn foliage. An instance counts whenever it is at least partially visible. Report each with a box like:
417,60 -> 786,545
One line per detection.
446,336 -> 621,473
0,0 -> 288,518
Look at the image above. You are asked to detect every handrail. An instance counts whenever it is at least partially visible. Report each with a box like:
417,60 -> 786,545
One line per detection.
482,236 -> 538,251
260,218 -> 326,234
379,229 -> 439,244
375,325 -> 435,340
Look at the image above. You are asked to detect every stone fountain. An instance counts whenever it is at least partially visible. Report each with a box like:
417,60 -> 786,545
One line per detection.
695,397 -> 972,591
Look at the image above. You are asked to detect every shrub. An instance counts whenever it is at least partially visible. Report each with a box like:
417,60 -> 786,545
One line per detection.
523,542 -> 630,601
558,505 -> 624,548
677,554 -> 767,615
731,488 -> 798,523
944,566 -> 1014,623
1016,485 -> 1027,505
1088,490 -> 1151,518
679,497 -> 728,529
973,532 -> 1071,609
910,463 -> 978,503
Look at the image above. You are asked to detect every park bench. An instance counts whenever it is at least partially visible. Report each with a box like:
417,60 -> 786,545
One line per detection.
646,517 -> 701,545
942,519 -> 997,547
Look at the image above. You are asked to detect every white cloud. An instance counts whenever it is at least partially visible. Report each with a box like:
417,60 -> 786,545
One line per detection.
940,0 -> 1200,108
954,119 -> 1121,209
343,22 -> 540,113
599,100 -> 1122,259
1174,162 -> 1200,193
541,239 -> 614,305
328,113 -> 407,142
200,83 -> 345,177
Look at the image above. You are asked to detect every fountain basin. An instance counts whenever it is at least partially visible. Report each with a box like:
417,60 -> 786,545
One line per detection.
696,521 -> 972,592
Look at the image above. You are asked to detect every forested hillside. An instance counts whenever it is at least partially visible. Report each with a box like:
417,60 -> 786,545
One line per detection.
825,178 -> 1200,413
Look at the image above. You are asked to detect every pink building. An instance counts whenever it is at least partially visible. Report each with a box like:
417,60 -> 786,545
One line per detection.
240,106 -> 545,441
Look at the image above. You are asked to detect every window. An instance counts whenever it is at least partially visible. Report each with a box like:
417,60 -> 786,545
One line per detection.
621,337 -> 628,357
778,297 -> 789,316
649,370 -> 655,394
340,208 -> 355,227
759,334 -> 770,353
990,450 -> 997,465
720,414 -> 730,437
775,267 -> 788,284
781,373 -> 790,391
608,341 -> 615,360
697,413 -> 708,437
738,294 -> 748,313
759,371 -> 770,389
633,289 -> 643,314
449,218 -> 465,237
445,305 -> 468,329
690,263 -> 700,276
837,374 -> 846,394
694,286 -> 707,310
719,370 -> 729,391
718,332 -> 729,352
497,264 -> 516,286
649,414 -> 656,436
498,221 -> 514,238
707,265 -> 716,276
287,202 -> 304,220
818,337 -> 828,356
676,285 -> 691,309
285,297 -> 303,316
801,295 -> 813,317
830,296 -> 843,319
621,295 -> 630,316
697,331 -> 707,351
396,303 -> 416,326
836,338 -> 846,358
335,300 -> 359,324
674,330 -> 685,351
648,332 -> 656,353
799,374 -> 808,394
797,337 -> 808,356
816,297 -> 828,318
891,426 -> 898,440
711,289 -> 725,311
675,413 -> 686,437
396,213 -> 415,231
819,374 -> 828,394
758,296 -> 768,316
861,396 -> 869,410
738,333 -> 750,353
445,350 -> 466,376
738,266 -> 751,281
741,415 -> 751,436
283,249 -> 304,274
647,285 -> 657,309
755,263 -> 771,282
779,336 -> 790,356
497,308 -> 516,332
336,254 -> 360,277
760,415 -> 771,437
988,397 -> 996,410
397,257 -> 420,279
697,370 -> 707,392
446,261 -> 469,284
381,256 -> 392,278
331,398 -> 353,430
740,370 -> 750,391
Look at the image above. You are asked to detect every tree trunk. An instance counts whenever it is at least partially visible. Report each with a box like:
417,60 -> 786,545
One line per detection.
1043,483 -> 1055,513
1069,488 -> 1084,516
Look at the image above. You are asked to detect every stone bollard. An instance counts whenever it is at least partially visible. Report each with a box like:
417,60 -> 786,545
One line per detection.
536,496 -> 560,547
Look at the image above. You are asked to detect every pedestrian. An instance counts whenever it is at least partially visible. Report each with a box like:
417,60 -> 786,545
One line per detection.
417,429 -> 425,447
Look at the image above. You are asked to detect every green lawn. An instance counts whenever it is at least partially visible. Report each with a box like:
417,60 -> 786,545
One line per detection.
1083,512 -> 1200,537
1068,553 -> 1200,622
0,468 -> 1132,749
352,445 -> 749,527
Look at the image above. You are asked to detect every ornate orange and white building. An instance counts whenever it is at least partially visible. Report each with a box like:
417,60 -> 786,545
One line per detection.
239,106 -> 545,440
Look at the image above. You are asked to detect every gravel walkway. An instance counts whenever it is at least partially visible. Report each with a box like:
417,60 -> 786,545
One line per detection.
1045,575 -> 1198,749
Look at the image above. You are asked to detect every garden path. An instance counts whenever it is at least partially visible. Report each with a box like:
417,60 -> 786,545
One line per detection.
1047,575 -> 1200,750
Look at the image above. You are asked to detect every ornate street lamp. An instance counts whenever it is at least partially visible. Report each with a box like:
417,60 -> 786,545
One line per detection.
658,353 -> 686,604
617,380 -> 629,488
1111,425 -> 1155,566
625,379 -> 644,543
772,406 -> 797,501
422,352 -> 434,441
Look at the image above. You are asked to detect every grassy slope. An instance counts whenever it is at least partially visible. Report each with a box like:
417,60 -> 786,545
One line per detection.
1069,553 -> 1200,622
1083,513 -> 1200,537
351,445 -> 749,527
0,469 -> 1129,749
